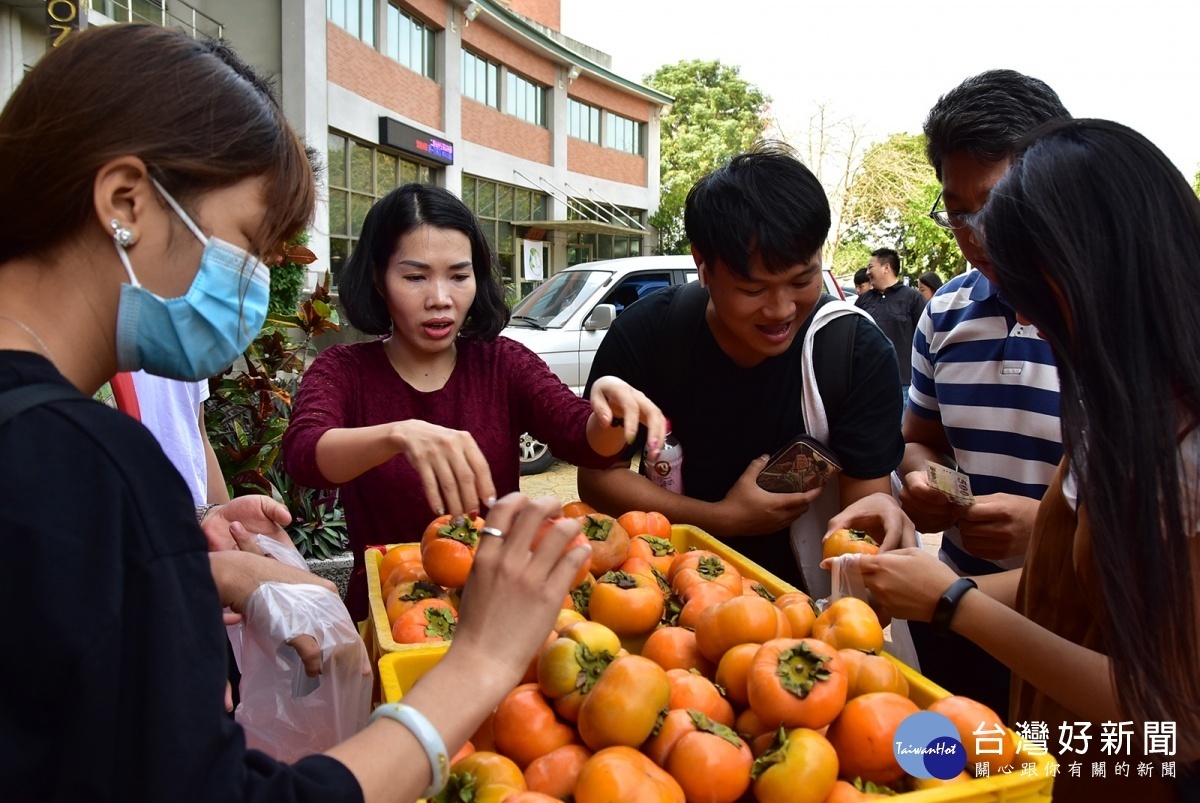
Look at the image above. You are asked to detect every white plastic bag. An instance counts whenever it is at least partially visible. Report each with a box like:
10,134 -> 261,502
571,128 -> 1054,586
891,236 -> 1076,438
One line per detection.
824,553 -> 922,673
227,536 -> 372,763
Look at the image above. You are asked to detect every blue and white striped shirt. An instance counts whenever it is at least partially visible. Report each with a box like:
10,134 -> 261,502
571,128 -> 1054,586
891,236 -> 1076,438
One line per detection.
908,270 -> 1064,574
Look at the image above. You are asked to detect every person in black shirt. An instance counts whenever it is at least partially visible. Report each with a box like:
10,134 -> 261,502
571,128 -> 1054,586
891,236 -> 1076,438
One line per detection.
578,144 -> 903,594
855,248 -> 926,403
0,25 -> 588,803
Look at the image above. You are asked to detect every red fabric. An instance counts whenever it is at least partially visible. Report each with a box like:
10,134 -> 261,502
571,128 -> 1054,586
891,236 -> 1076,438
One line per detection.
283,336 -> 610,619
109,372 -> 141,422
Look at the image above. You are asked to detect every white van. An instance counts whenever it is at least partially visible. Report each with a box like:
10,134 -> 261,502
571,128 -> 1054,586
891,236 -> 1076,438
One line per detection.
503,254 -> 845,473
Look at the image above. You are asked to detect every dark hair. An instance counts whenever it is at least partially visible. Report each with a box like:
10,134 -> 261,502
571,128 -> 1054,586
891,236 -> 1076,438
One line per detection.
0,25 -> 314,264
339,183 -> 509,338
854,267 -> 870,286
918,271 -> 943,292
981,118 -> 1200,730
869,248 -> 900,275
684,141 -> 830,278
923,70 -> 1070,181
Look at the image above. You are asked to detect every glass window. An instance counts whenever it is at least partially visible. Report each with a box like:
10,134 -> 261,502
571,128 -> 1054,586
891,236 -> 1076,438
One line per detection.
329,0 -> 374,46
506,72 -> 545,127
606,112 -> 643,156
462,174 -> 549,292
328,133 -> 347,188
497,184 -> 514,221
462,50 -> 499,109
476,181 -> 495,218
376,151 -> 398,193
385,4 -> 435,79
514,189 -> 531,222
568,98 -> 600,144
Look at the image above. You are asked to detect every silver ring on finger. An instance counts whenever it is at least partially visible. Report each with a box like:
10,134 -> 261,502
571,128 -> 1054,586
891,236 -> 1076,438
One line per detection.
479,526 -> 505,539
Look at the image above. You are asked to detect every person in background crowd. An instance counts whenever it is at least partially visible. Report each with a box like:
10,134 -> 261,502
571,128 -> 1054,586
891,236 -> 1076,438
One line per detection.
896,69 -> 1069,717
837,117 -> 1200,801
578,142 -> 903,596
917,271 -> 943,302
0,24 -> 590,803
282,182 -> 664,621
854,266 -> 872,296
855,247 -> 926,403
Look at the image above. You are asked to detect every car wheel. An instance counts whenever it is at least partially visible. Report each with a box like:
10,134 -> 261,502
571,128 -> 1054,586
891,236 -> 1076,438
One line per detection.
519,432 -> 555,475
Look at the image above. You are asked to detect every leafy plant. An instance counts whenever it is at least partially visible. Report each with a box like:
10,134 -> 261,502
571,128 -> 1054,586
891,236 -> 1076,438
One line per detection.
267,465 -> 348,560
205,269 -> 348,557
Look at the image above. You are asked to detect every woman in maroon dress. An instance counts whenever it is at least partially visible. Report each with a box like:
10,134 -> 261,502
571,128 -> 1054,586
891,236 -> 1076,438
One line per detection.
283,183 -> 663,619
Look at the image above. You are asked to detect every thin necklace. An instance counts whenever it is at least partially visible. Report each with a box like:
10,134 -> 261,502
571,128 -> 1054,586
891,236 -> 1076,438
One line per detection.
0,314 -> 56,366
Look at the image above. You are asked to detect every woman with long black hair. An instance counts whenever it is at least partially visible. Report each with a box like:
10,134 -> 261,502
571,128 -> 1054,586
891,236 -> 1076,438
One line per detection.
833,119 -> 1199,798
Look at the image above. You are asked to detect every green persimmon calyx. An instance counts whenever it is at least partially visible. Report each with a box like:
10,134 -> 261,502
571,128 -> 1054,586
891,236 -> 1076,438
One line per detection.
437,515 -> 480,547
751,583 -> 777,602
776,642 -> 832,698
597,570 -> 639,590
697,555 -> 726,580
750,726 -> 791,779
573,642 -> 614,694
642,536 -> 676,556
688,709 -> 743,747
581,515 -> 614,541
400,580 -> 443,603
423,608 -> 457,639
848,529 -> 878,546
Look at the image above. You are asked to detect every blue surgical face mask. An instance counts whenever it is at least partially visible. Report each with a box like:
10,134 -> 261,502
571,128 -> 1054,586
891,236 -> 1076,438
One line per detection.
114,178 -> 270,381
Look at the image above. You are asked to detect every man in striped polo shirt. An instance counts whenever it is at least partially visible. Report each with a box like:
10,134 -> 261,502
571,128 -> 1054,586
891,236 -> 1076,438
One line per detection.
897,70 -> 1070,717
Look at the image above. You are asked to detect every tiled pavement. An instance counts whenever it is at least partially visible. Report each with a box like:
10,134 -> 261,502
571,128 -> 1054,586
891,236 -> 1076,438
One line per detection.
519,460 -> 943,556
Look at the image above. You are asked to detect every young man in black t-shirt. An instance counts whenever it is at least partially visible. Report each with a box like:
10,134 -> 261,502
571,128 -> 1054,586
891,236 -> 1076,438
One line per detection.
855,247 -> 926,404
579,143 -> 903,592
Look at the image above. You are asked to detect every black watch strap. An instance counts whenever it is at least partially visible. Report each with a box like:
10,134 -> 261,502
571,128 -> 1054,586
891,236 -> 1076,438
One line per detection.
931,577 -> 978,636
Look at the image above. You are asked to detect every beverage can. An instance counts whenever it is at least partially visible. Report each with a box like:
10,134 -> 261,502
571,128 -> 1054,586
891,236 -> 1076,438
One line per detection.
644,419 -> 684,494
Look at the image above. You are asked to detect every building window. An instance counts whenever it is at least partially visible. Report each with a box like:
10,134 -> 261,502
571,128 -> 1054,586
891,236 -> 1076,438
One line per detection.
568,98 -> 601,144
606,112 -> 643,156
327,0 -> 375,47
461,175 -> 548,285
565,204 -> 644,264
506,72 -> 546,127
461,50 -> 499,109
385,4 -> 435,78
327,131 -> 434,279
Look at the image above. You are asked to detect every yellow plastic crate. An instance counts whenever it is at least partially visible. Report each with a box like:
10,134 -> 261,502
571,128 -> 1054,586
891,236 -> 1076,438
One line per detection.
375,524 -> 1054,800
365,543 -> 454,664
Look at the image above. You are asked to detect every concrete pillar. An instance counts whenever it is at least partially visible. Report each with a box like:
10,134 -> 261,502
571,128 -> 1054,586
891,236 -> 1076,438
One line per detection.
441,4 -> 463,196
280,0 -> 329,288
547,63 -> 571,273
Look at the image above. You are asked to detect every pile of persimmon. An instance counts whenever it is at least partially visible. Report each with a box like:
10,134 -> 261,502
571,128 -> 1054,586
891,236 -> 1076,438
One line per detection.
378,506 -> 1021,801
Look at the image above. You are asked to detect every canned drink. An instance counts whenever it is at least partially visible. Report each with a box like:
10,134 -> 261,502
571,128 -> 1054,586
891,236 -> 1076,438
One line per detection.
644,421 -> 684,495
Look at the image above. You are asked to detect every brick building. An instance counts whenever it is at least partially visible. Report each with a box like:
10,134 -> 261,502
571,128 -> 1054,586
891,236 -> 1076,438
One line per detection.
0,0 -> 671,293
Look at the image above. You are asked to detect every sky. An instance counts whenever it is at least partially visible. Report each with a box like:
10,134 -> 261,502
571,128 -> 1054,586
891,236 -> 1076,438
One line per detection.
560,0 -> 1200,181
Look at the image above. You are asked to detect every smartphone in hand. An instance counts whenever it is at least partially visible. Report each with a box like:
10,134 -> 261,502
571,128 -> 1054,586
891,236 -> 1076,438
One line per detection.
756,435 -> 842,493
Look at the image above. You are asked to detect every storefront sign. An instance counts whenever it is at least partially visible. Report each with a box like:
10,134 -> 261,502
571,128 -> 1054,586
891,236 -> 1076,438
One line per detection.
47,0 -> 83,48
379,117 -> 454,166
522,239 -> 544,281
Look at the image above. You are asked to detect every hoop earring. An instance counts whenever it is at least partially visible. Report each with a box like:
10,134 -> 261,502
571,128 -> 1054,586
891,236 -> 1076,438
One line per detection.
110,219 -> 136,248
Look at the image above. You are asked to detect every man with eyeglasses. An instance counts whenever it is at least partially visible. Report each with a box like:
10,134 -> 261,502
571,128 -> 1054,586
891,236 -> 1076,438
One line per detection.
896,70 -> 1069,718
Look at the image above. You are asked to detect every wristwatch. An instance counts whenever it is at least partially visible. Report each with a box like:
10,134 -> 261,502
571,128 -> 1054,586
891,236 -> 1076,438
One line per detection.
930,577 -> 977,636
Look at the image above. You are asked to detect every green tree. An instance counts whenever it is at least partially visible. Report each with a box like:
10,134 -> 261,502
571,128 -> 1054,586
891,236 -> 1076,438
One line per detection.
645,60 -> 771,255
840,133 -> 963,282
1193,168 -> 1199,198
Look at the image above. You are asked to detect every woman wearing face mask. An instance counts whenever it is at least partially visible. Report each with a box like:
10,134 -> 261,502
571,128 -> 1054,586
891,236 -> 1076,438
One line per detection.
0,25 -> 590,803
282,184 -> 666,621
827,119 -> 1200,797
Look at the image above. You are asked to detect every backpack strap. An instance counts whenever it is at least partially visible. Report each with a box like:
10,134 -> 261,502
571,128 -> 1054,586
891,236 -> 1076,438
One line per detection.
655,281 -> 710,395
0,383 -> 88,428
811,310 -> 858,416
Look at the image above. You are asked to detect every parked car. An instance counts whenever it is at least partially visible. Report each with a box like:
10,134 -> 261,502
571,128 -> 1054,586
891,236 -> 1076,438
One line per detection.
503,255 -> 846,474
